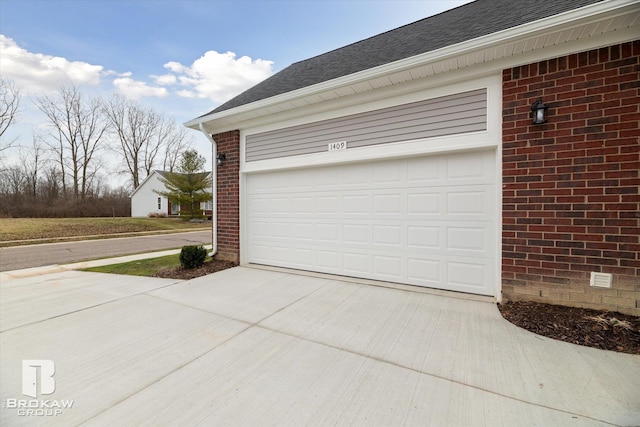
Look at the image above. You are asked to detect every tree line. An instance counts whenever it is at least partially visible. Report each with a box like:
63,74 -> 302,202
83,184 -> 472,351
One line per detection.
0,79 -> 194,217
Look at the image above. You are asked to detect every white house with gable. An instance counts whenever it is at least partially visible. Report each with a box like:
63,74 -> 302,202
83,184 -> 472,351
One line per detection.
130,170 -> 213,218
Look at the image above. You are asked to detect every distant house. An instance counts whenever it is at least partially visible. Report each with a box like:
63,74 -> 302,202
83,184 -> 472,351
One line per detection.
186,0 -> 639,315
130,170 -> 213,218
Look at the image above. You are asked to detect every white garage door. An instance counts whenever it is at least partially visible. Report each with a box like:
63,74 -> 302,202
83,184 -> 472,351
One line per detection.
246,150 -> 496,295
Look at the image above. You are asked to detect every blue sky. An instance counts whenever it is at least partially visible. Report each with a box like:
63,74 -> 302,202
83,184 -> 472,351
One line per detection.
0,0 -> 472,177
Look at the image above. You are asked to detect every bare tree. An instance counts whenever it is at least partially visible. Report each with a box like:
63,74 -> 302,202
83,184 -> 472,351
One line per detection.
35,85 -> 109,201
103,95 -> 162,189
0,78 -> 22,152
20,136 -> 44,199
40,165 -> 62,206
104,95 -> 193,187
1,164 -> 26,198
159,121 -> 192,173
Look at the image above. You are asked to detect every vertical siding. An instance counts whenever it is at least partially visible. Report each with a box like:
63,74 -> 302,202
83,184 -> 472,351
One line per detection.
246,89 -> 487,162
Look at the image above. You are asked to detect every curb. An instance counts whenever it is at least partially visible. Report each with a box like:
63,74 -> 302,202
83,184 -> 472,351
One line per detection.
0,245 -> 214,279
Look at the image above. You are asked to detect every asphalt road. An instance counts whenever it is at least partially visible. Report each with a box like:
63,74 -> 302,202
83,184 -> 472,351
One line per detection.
0,230 -> 212,271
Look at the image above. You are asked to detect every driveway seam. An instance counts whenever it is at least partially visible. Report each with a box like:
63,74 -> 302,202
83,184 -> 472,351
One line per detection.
80,280 -> 330,425
0,279 -> 185,333
136,283 -> 618,426
252,323 -> 620,427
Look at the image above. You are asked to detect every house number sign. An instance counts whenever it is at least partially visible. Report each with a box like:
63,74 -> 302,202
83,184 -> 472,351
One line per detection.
328,141 -> 347,151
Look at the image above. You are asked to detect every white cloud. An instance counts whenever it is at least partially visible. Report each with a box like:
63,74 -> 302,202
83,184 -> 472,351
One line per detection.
164,61 -> 186,74
176,89 -> 196,98
112,77 -> 169,100
152,73 -> 177,85
0,35 -> 273,113
162,50 -> 273,103
0,35 -> 104,94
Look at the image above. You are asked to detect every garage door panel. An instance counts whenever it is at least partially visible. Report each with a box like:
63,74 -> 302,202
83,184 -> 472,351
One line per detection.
317,251 -> 341,270
447,190 -> 490,216
291,196 -> 314,215
407,226 -> 440,249
251,220 -> 493,257
373,161 -> 404,184
342,224 -> 370,245
246,150 -> 496,295
343,195 -> 369,214
407,193 -> 441,215
343,252 -> 370,275
292,223 -> 314,240
292,248 -> 314,267
407,157 -> 440,183
373,255 -> 403,279
317,196 -> 340,214
446,150 -> 494,182
447,226 -> 487,253
407,258 -> 441,284
447,261 -> 488,292
372,225 -> 403,247
317,223 -> 339,242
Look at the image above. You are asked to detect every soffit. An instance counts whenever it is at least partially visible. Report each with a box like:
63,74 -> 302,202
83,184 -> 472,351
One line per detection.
189,2 -> 639,134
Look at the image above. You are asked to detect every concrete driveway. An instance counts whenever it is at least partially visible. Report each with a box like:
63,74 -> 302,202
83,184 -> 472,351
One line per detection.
1,265 -> 638,426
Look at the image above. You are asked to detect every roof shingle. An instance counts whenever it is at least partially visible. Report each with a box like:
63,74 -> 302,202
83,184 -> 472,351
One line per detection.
203,0 -> 603,117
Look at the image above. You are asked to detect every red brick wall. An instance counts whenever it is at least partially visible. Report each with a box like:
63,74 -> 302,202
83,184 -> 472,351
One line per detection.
502,41 -> 639,315
212,130 -> 240,262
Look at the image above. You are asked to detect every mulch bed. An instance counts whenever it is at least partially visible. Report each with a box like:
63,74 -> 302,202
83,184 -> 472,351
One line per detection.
498,301 -> 640,355
152,259 -> 238,280
152,260 -> 639,355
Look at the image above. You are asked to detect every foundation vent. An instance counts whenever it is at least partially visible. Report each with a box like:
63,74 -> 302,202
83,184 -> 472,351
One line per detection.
590,272 -> 612,288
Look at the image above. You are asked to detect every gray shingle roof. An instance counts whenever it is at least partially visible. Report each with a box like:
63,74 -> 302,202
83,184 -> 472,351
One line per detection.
203,0 -> 603,117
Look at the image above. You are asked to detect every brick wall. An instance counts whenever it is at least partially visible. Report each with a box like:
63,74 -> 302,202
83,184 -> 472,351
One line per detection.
212,130 -> 240,262
502,41 -> 639,315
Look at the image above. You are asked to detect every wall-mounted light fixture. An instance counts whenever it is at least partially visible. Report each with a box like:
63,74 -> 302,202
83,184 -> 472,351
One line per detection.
216,153 -> 226,166
530,99 -> 548,125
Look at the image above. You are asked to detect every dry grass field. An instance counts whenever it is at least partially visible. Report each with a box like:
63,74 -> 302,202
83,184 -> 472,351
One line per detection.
0,217 -> 209,246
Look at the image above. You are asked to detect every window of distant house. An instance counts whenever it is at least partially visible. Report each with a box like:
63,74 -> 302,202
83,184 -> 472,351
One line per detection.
157,197 -> 162,210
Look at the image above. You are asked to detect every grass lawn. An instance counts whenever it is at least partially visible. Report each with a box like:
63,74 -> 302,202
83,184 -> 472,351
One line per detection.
82,253 -> 183,277
0,217 -> 209,245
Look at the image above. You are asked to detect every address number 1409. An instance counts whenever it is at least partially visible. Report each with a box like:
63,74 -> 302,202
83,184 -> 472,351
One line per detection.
328,141 -> 347,151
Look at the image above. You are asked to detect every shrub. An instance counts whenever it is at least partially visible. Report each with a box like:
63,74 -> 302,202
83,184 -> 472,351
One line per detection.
179,245 -> 208,269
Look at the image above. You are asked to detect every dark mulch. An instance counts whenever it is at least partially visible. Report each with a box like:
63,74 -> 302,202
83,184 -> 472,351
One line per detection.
152,259 -> 238,280
498,301 -> 640,355
153,260 -> 639,355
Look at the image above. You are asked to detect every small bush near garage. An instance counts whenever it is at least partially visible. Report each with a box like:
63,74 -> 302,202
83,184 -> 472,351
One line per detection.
179,245 -> 208,269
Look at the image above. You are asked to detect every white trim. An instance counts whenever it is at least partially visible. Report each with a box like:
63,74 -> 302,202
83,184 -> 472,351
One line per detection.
243,74 -> 498,137
240,75 -> 502,174
130,170 -> 159,197
198,123 -> 218,257
239,77 -> 503,297
186,0 -> 639,134
242,132 -> 496,174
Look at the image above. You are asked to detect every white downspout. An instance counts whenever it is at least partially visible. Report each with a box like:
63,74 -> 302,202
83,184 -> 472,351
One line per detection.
198,122 -> 217,257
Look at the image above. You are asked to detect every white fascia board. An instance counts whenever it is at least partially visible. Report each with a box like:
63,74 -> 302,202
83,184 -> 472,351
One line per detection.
185,0 -> 638,134
130,170 -> 159,197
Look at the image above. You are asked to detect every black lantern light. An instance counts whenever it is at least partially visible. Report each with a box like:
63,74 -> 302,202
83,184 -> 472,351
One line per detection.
531,98 -> 548,125
216,153 -> 226,166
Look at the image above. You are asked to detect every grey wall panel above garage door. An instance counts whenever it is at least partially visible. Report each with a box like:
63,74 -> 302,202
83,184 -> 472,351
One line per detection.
246,88 -> 487,162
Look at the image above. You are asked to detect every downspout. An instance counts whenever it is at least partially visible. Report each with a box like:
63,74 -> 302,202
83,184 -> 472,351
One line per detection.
198,122 -> 217,257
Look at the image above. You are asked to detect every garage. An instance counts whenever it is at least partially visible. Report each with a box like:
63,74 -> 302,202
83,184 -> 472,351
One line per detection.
246,149 -> 496,296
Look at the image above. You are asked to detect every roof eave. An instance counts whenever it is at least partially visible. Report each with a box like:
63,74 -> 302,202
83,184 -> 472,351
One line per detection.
185,0 -> 639,135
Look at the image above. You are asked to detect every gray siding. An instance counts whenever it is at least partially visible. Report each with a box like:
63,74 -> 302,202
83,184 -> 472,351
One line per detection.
246,89 -> 487,162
